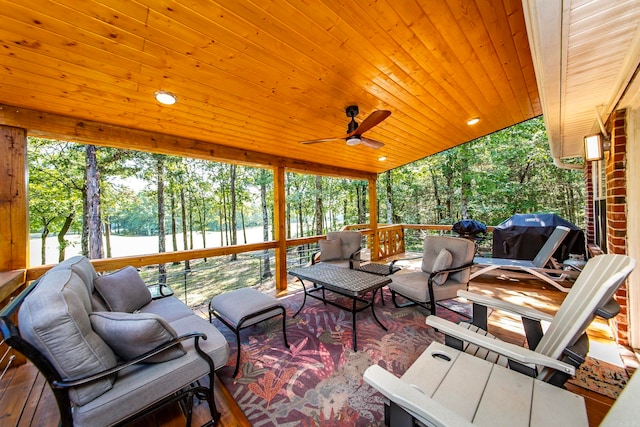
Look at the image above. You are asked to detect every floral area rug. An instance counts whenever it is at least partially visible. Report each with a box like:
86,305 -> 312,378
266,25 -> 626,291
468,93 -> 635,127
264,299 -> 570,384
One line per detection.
212,290 -> 465,426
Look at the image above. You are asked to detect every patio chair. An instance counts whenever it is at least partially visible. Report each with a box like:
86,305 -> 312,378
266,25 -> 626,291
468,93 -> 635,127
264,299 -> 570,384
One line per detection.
311,230 -> 362,269
427,253 -> 636,387
470,225 -> 575,292
388,235 -> 475,315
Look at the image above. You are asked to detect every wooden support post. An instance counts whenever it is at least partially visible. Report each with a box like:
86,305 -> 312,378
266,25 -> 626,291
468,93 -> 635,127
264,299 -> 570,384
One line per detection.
0,125 -> 29,271
368,176 -> 379,261
273,166 -> 288,291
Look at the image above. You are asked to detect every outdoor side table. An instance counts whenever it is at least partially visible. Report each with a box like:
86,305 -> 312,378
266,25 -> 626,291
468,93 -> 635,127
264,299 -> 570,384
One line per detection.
358,262 -> 401,305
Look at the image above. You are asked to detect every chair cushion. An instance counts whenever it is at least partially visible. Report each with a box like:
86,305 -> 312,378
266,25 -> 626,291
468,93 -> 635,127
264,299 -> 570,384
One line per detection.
18,269 -> 117,406
319,238 -> 343,261
210,287 -> 283,328
94,266 -> 152,312
327,231 -> 362,260
432,248 -> 453,285
90,311 -> 186,363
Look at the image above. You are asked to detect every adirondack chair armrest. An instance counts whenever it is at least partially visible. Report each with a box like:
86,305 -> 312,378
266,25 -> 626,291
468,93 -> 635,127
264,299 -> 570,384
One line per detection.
363,365 -> 474,427
457,290 -> 555,323
426,316 -> 575,376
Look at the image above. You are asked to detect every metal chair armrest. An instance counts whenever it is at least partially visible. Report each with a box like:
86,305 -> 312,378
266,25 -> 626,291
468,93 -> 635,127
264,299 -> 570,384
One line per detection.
52,332 -> 209,388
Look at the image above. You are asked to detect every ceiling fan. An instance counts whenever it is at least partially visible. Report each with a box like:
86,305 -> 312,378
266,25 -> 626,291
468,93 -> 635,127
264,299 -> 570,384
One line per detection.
300,105 -> 391,149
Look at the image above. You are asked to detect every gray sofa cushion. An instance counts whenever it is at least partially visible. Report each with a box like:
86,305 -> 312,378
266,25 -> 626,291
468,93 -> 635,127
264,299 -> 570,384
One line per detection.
73,315 -> 230,427
90,311 -> 186,363
139,297 -> 195,322
18,269 -> 117,406
94,266 -> 152,312
55,255 -> 99,293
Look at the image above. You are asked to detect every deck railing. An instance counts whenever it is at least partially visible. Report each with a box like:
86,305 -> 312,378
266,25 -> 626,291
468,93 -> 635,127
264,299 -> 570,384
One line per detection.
0,223 -> 492,314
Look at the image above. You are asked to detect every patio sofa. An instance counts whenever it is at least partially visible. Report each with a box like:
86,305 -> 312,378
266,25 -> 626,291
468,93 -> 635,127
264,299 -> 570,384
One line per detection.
0,256 -> 229,427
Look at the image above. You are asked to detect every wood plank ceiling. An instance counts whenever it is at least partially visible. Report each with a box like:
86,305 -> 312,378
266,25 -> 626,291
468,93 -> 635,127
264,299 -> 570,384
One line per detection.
0,0 -> 541,174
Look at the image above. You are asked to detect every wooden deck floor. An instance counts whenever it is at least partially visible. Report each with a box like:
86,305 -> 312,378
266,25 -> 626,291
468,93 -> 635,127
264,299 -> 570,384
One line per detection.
1,268 -> 632,427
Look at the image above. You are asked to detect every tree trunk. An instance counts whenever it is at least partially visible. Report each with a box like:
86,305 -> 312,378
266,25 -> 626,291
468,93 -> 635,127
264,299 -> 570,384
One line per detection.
86,145 -> 103,259
241,210 -> 247,244
230,165 -> 237,260
40,219 -> 50,265
315,176 -> 323,235
298,202 -> 304,237
81,184 -> 89,256
57,213 -> 74,262
171,191 -> 178,254
286,184 -> 291,238
180,187 -> 190,272
156,157 -> 166,284
104,218 -> 111,258
170,191 -> 179,265
260,171 -> 272,278
429,165 -> 443,223
189,193 -> 194,250
385,170 -> 393,224
199,193 -> 207,261
459,144 -> 471,220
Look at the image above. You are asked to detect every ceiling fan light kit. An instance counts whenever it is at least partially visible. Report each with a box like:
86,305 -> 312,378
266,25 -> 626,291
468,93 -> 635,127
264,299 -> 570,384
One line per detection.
346,136 -> 361,146
300,105 -> 391,150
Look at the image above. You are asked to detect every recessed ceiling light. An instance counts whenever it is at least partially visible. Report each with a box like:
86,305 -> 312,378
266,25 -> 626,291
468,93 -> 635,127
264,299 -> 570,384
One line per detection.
378,156 -> 387,161
154,90 -> 178,105
467,117 -> 480,126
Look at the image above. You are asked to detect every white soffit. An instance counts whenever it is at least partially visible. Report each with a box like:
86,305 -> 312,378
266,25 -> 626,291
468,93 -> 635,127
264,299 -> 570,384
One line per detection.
523,0 -> 640,161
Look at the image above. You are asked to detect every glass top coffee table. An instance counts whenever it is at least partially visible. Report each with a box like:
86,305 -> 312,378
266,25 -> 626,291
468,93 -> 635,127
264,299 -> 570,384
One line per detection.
289,263 -> 392,351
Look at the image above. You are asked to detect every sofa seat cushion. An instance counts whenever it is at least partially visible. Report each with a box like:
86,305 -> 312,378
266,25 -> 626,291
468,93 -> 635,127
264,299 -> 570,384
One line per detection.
138,296 -> 195,322
94,266 -> 152,312
18,269 -> 117,406
72,315 -> 230,427
90,311 -> 186,363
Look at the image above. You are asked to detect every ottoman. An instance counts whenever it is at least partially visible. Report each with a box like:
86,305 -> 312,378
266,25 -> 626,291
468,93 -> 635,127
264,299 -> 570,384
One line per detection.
209,287 -> 289,376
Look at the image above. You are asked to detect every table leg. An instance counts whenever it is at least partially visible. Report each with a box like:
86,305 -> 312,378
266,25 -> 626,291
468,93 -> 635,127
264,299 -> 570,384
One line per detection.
352,296 -> 357,351
293,280 -> 308,318
371,288 -> 388,332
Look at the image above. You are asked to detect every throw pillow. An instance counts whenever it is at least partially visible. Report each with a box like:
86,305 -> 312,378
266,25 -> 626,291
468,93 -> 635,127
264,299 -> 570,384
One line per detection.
94,266 -> 152,312
432,248 -> 453,285
90,311 -> 186,363
319,238 -> 343,261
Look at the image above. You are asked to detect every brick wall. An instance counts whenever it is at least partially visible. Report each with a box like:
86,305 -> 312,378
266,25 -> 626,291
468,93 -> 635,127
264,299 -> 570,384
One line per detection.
584,162 -> 595,244
607,109 -> 629,345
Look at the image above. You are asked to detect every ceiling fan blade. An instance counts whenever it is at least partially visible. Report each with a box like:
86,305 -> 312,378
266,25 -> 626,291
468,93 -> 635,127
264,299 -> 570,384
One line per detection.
348,110 -> 391,136
300,137 -> 344,144
360,137 -> 385,149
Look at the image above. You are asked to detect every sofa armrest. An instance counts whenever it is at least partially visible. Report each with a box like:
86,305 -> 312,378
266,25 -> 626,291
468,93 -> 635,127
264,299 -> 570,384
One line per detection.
52,332 -> 209,388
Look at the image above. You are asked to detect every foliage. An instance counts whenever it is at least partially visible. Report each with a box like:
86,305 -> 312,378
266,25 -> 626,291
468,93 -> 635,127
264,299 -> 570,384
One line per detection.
377,116 -> 585,228
27,117 -> 585,265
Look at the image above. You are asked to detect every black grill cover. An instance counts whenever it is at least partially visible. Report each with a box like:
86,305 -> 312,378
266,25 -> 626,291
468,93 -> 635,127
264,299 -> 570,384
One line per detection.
492,213 -> 585,261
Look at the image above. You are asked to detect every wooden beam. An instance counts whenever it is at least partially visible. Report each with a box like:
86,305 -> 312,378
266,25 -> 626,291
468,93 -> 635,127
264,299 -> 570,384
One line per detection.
0,104 -> 375,181
0,125 -> 29,270
273,166 -> 288,291
368,177 -> 379,261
